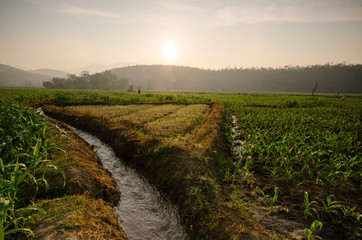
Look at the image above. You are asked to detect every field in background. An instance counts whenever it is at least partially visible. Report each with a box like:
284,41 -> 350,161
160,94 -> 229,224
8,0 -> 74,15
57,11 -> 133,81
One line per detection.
0,88 -> 361,239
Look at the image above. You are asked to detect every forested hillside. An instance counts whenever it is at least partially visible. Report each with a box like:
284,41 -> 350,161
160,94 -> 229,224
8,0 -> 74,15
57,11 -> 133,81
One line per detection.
2,63 -> 361,93
110,64 -> 362,93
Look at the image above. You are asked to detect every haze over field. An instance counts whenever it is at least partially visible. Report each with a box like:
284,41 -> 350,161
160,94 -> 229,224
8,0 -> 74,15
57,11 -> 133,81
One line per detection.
0,0 -> 362,71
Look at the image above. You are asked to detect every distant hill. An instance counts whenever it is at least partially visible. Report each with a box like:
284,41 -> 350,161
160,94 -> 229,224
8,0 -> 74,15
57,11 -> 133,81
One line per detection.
67,62 -> 137,75
111,64 -> 362,93
2,63 -> 362,93
29,68 -> 69,78
0,64 -> 51,88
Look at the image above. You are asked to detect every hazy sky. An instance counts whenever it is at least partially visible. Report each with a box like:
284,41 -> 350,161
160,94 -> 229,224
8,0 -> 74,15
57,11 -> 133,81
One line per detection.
1,0 -> 362,71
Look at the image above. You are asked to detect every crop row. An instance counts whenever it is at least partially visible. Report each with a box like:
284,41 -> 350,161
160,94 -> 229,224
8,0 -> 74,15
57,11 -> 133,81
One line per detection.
0,101 -> 64,239
228,104 -> 361,185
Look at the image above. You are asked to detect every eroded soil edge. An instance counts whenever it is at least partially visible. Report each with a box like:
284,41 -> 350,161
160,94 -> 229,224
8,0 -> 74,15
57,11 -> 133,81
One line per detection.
29,118 -> 128,240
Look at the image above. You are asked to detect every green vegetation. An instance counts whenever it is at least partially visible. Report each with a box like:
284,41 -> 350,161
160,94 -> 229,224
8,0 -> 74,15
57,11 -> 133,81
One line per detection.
223,94 -> 361,239
304,220 -> 323,240
0,88 -> 361,239
0,101 -> 54,239
43,70 -> 129,90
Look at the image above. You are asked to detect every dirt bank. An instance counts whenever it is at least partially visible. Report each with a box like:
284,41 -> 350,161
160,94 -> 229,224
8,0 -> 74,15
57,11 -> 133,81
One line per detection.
27,118 -> 128,240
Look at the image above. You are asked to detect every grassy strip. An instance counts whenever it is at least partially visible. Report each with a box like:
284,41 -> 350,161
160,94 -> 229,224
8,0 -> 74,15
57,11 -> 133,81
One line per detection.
28,195 -> 127,240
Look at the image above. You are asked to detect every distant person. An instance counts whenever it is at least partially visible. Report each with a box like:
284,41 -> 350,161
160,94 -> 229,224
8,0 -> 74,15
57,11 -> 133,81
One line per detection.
341,97 -> 345,101
138,88 -> 141,95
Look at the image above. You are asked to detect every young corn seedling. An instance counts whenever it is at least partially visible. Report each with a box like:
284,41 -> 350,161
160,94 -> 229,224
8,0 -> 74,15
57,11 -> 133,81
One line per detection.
316,195 -> 342,216
304,192 -> 320,220
341,205 -> 356,219
304,220 -> 323,240
257,187 -> 279,213
356,213 -> 361,225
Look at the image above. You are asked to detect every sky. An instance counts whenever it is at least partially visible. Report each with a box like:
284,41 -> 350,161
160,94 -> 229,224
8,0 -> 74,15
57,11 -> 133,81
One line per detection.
0,0 -> 362,71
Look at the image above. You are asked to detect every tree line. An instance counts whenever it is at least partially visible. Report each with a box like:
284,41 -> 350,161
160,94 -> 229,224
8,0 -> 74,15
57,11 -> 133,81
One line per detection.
43,71 -> 129,90
42,63 -> 362,93
110,63 -> 362,93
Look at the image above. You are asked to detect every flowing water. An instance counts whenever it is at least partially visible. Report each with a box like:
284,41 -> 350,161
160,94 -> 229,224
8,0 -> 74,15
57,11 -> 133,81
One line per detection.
72,128 -> 189,240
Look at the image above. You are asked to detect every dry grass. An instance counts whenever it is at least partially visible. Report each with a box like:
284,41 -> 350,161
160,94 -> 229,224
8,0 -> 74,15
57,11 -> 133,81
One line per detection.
116,104 -> 183,125
65,104 -> 152,118
143,104 -> 210,137
32,195 -> 127,240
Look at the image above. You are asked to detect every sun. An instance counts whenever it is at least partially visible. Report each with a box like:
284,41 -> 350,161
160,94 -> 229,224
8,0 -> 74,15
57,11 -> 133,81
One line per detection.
162,43 -> 179,60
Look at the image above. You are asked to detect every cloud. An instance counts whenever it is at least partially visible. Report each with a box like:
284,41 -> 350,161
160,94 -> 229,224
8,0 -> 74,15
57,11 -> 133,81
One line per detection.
61,5 -> 118,19
214,0 -> 362,25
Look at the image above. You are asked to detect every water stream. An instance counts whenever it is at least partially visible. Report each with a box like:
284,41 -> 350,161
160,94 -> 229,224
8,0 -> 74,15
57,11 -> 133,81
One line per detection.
72,128 -> 189,240
231,115 -> 245,162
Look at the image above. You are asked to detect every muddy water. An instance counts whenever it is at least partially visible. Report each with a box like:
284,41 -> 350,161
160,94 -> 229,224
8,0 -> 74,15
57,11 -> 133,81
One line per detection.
231,115 -> 245,162
73,128 -> 189,240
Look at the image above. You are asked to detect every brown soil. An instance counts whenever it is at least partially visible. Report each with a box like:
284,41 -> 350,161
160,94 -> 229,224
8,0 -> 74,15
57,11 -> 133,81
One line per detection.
28,118 -> 128,240
249,171 -> 362,240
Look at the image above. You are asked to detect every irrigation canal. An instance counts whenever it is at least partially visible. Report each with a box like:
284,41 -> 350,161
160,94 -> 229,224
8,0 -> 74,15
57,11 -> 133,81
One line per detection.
71,127 -> 189,240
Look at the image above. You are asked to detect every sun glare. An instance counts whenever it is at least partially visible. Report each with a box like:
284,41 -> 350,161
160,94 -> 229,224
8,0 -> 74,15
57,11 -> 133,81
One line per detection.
162,43 -> 179,60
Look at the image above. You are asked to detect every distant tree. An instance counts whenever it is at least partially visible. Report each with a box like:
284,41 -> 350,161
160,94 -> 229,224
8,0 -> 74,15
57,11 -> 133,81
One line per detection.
43,81 -> 54,89
90,73 -> 109,90
67,74 -> 77,81
312,80 -> 319,96
81,70 -> 90,77
72,77 -> 89,89
127,84 -> 135,92
51,77 -> 71,89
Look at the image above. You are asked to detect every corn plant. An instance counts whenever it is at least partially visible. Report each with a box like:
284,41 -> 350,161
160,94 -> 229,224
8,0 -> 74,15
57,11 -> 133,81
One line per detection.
304,192 -> 320,220
0,101 -> 61,238
257,187 -> 279,213
341,205 -> 356,219
226,101 -> 361,186
356,213 -> 361,225
316,195 -> 341,216
0,194 -> 46,240
304,220 -> 323,240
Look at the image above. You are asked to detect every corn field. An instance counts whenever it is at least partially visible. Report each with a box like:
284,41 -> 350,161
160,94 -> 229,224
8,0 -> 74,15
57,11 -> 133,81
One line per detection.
0,100 -> 62,239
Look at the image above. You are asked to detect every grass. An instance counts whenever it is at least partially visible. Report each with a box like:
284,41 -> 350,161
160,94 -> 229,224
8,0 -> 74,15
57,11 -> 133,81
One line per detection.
26,195 -> 127,240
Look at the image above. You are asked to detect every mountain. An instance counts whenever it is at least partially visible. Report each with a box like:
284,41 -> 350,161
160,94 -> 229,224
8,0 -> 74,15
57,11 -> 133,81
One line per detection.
110,64 -> 362,93
29,68 -> 69,78
67,62 -> 137,75
0,64 -> 51,88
